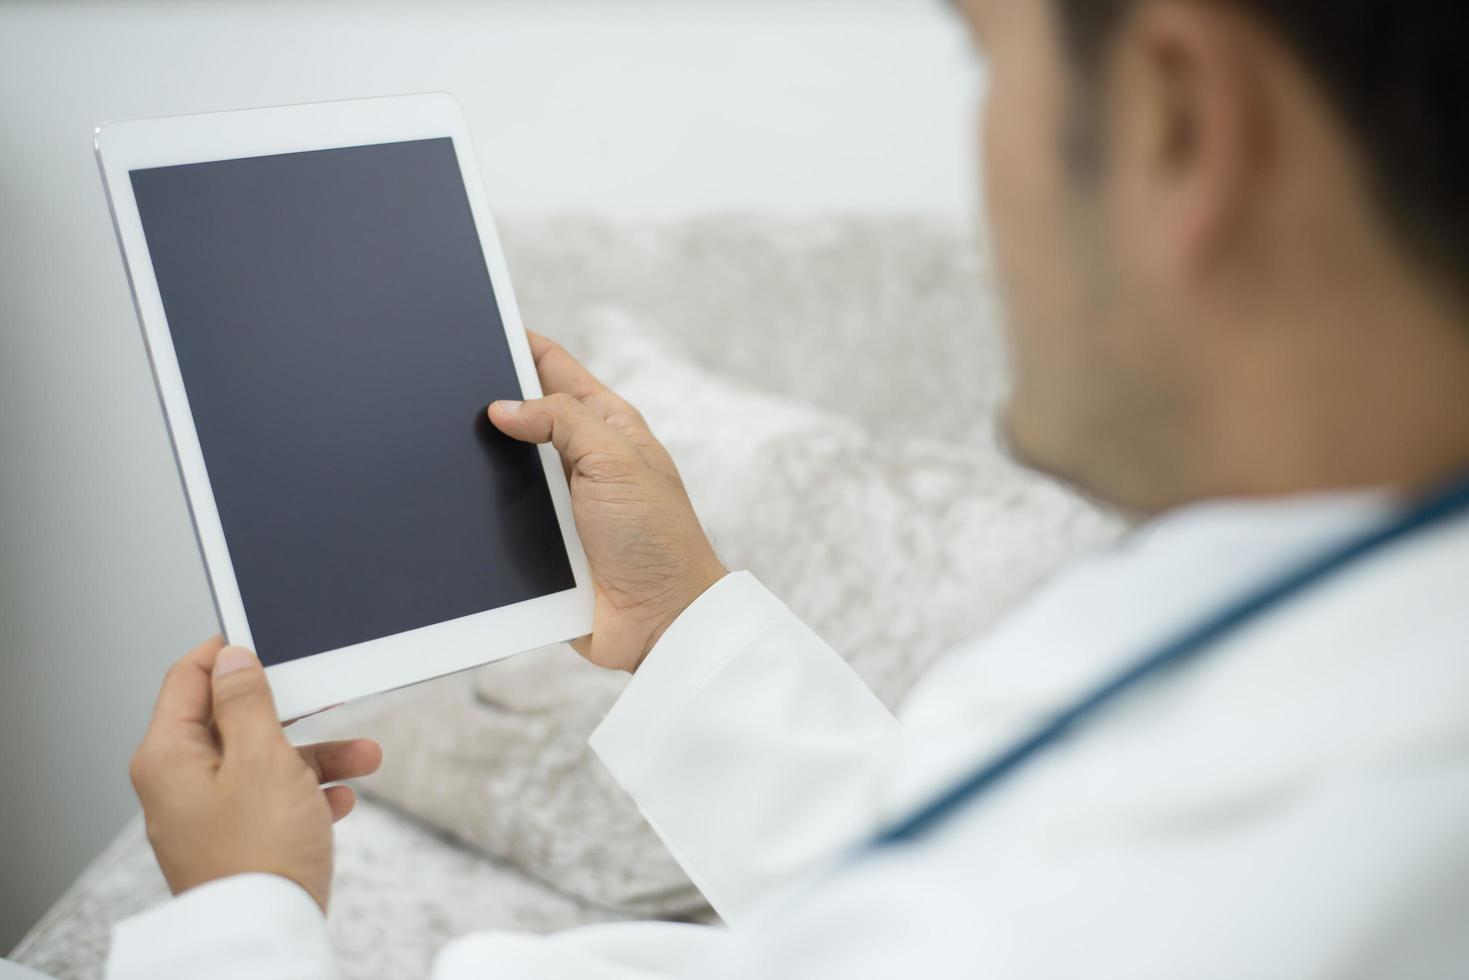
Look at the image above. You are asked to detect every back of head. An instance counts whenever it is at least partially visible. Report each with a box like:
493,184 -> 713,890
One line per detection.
982,0 -> 1469,512
1054,0 -> 1469,309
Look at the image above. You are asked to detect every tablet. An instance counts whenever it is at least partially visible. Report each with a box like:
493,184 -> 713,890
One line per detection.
95,94 -> 594,720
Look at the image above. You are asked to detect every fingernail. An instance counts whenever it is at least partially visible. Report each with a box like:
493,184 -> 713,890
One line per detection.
493,400 -> 523,414
214,645 -> 258,677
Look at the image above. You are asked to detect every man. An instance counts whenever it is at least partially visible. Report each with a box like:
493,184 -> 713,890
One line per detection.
112,0 -> 1469,977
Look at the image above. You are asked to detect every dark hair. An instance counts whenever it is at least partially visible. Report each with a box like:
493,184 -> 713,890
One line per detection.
1052,0 -> 1469,299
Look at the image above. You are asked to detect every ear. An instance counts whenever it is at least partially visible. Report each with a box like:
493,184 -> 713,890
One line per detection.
1106,1 -> 1269,284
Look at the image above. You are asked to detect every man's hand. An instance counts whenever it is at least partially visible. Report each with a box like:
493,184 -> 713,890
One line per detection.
129,636 -> 382,911
489,331 -> 728,673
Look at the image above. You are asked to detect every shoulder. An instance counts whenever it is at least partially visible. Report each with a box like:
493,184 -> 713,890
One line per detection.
1092,512 -> 1469,807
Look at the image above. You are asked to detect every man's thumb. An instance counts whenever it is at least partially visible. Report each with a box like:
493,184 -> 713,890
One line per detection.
487,399 -> 546,442
211,646 -> 281,750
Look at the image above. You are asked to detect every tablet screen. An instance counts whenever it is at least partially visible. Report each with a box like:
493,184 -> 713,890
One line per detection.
130,138 -> 576,667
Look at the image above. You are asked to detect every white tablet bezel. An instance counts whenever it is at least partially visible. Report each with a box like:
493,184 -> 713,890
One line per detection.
96,93 -> 594,721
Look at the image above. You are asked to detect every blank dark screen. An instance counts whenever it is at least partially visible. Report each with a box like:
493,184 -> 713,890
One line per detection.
130,137 -> 575,667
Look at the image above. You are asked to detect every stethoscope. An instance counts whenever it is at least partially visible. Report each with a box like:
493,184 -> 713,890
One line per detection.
868,469 -> 1469,850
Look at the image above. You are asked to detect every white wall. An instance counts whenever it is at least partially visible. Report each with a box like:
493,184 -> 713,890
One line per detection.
0,0 -> 977,950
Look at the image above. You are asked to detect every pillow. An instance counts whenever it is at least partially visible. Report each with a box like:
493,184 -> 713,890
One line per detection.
497,214 -> 1009,446
344,310 -> 1123,916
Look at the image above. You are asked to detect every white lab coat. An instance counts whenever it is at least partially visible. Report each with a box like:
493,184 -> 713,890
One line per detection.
106,490 -> 1469,979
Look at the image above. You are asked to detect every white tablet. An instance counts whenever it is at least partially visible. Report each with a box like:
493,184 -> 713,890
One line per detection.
95,94 -> 594,720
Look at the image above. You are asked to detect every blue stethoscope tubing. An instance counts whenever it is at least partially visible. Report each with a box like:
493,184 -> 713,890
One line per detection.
870,470 -> 1469,849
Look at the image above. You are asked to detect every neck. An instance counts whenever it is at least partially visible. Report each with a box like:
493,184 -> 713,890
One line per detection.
1186,283 -> 1469,510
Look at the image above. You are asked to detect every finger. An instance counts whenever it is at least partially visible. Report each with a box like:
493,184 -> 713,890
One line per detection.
145,635 -> 227,745
489,392 -> 638,480
324,784 -> 357,823
580,390 -> 683,484
568,635 -> 592,659
516,332 -> 685,481
523,333 -> 681,481
210,645 -> 287,758
298,739 -> 383,784
525,331 -> 606,400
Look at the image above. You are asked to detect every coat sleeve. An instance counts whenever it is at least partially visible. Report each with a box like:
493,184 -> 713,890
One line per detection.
589,571 -> 901,930
106,874 -> 338,980
105,873 -> 734,980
